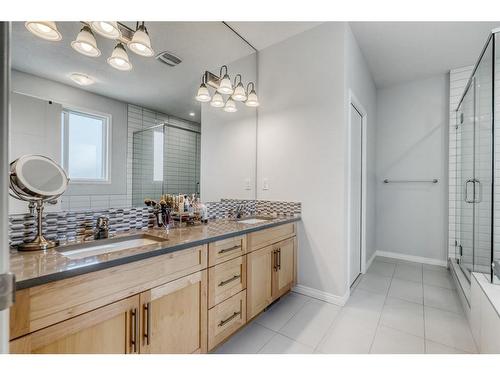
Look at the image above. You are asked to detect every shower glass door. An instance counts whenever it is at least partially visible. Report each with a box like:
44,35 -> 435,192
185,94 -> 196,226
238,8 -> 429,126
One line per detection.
458,81 -> 475,280
457,38 -> 494,281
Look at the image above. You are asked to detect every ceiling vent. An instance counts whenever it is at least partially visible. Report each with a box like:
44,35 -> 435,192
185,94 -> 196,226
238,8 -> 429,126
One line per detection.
155,51 -> 182,67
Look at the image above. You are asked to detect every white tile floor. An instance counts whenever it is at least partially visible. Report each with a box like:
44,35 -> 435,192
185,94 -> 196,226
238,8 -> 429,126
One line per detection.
214,256 -> 477,354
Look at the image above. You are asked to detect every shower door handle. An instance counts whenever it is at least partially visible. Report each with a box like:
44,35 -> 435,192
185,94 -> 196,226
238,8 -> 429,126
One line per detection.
473,179 -> 482,203
465,179 -> 475,203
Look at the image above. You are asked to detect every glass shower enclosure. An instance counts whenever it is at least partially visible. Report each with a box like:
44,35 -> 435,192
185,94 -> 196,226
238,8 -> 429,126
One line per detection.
455,30 -> 499,285
132,122 -> 201,207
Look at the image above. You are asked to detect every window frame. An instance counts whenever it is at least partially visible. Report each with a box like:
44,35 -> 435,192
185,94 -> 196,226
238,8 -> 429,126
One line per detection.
61,107 -> 111,184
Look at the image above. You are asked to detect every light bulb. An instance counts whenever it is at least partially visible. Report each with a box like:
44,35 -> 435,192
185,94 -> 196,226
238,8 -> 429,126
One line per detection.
128,24 -> 154,57
195,83 -> 211,102
71,26 -> 101,57
90,21 -> 121,39
218,74 -> 233,95
25,21 -> 62,41
210,93 -> 224,108
224,98 -> 238,113
245,89 -> 259,107
232,82 -> 247,102
107,43 -> 132,71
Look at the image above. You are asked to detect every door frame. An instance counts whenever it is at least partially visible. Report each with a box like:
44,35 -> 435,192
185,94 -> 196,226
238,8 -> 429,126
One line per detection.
346,90 -> 368,289
0,21 -> 10,354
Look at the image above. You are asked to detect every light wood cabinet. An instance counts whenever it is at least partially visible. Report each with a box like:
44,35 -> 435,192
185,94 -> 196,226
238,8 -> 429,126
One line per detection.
139,270 -> 207,354
10,295 -> 139,354
247,236 -> 297,320
208,290 -> 246,350
208,235 -> 246,266
247,245 -> 274,320
10,223 -> 298,354
272,237 -> 296,300
208,255 -> 246,308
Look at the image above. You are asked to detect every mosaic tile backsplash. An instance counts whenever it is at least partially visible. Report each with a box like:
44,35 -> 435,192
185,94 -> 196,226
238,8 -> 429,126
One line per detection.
9,199 -> 301,246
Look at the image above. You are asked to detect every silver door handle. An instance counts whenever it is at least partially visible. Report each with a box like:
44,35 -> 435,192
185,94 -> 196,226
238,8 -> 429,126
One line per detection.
473,178 -> 482,203
465,179 -> 475,203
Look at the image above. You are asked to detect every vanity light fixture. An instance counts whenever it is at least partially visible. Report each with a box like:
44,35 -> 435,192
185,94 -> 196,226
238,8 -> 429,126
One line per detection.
232,74 -> 247,102
107,42 -> 132,71
223,98 -> 238,113
245,82 -> 259,107
69,73 -> 94,86
196,67 -> 260,112
128,22 -> 154,57
210,92 -> 225,108
217,65 -> 233,95
25,21 -> 62,41
71,26 -> 101,57
90,21 -> 121,39
195,76 -> 211,102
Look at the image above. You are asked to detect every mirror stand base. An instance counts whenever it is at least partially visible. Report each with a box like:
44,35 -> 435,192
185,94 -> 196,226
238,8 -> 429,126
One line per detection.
17,235 -> 58,252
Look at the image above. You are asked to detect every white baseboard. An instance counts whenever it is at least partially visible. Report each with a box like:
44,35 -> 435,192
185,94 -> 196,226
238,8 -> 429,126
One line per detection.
375,250 -> 447,267
365,251 -> 377,271
292,284 -> 349,306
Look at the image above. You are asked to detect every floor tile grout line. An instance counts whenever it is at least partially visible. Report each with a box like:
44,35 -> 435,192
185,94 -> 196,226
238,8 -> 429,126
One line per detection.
367,266 -> 394,353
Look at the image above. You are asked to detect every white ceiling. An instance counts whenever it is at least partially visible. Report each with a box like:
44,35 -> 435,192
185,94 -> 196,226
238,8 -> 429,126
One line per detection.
227,22 -> 322,50
350,22 -> 500,88
11,22 -> 256,122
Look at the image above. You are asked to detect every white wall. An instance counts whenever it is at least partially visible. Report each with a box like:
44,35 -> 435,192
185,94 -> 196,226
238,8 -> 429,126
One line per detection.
345,25 -> 378,267
11,70 -> 128,198
257,23 -> 353,301
200,54 -> 257,202
10,92 -> 62,214
376,74 -> 449,262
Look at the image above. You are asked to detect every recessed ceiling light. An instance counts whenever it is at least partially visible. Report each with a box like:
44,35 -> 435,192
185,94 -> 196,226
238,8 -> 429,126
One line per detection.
25,21 -> 62,41
189,112 -> 195,117
69,73 -> 94,86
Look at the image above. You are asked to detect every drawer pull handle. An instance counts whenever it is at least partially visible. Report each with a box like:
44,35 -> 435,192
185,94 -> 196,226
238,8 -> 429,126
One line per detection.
218,310 -> 241,327
218,274 -> 241,287
218,245 -> 241,254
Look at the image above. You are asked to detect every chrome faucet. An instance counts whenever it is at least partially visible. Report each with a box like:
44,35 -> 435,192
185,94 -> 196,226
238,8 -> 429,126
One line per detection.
234,204 -> 246,219
94,216 -> 109,240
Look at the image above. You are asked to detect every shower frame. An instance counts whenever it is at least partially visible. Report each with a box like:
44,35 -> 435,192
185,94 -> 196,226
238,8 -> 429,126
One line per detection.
455,28 -> 500,285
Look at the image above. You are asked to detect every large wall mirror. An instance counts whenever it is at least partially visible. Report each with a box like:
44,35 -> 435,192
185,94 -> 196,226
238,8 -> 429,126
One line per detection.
9,22 -> 258,214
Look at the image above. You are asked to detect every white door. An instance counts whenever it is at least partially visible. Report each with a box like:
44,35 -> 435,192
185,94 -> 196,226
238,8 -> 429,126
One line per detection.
0,22 -> 10,353
349,104 -> 363,286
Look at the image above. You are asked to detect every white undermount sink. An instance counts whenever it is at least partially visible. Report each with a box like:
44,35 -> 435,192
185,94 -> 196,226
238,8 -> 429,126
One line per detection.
59,234 -> 164,260
237,217 -> 272,225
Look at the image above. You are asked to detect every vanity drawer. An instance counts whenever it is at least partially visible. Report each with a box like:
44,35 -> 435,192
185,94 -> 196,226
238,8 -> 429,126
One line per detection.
247,223 -> 295,252
208,290 -> 246,351
208,255 -> 246,308
208,235 -> 246,266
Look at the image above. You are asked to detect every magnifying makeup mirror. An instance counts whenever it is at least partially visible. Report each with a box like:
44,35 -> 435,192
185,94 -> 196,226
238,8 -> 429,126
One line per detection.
10,155 -> 69,251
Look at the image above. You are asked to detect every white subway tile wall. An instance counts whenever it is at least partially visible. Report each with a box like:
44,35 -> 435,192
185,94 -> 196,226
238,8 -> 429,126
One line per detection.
127,105 -> 201,206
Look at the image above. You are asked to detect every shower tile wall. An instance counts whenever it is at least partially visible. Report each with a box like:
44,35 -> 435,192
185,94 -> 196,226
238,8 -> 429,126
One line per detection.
127,105 -> 201,206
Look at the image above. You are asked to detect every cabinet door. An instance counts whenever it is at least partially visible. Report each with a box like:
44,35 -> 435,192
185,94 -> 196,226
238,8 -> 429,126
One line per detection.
272,237 -> 296,300
10,295 -> 140,354
139,270 -> 208,354
246,245 -> 273,320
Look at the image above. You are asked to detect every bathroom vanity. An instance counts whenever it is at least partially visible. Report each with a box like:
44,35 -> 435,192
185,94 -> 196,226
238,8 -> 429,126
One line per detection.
8,217 -> 299,354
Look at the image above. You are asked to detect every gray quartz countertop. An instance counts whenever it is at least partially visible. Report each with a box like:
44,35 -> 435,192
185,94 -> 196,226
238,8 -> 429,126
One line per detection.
10,215 -> 300,290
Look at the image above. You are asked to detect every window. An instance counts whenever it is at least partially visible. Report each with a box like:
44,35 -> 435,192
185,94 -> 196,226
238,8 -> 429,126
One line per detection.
153,130 -> 164,182
62,108 -> 110,182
